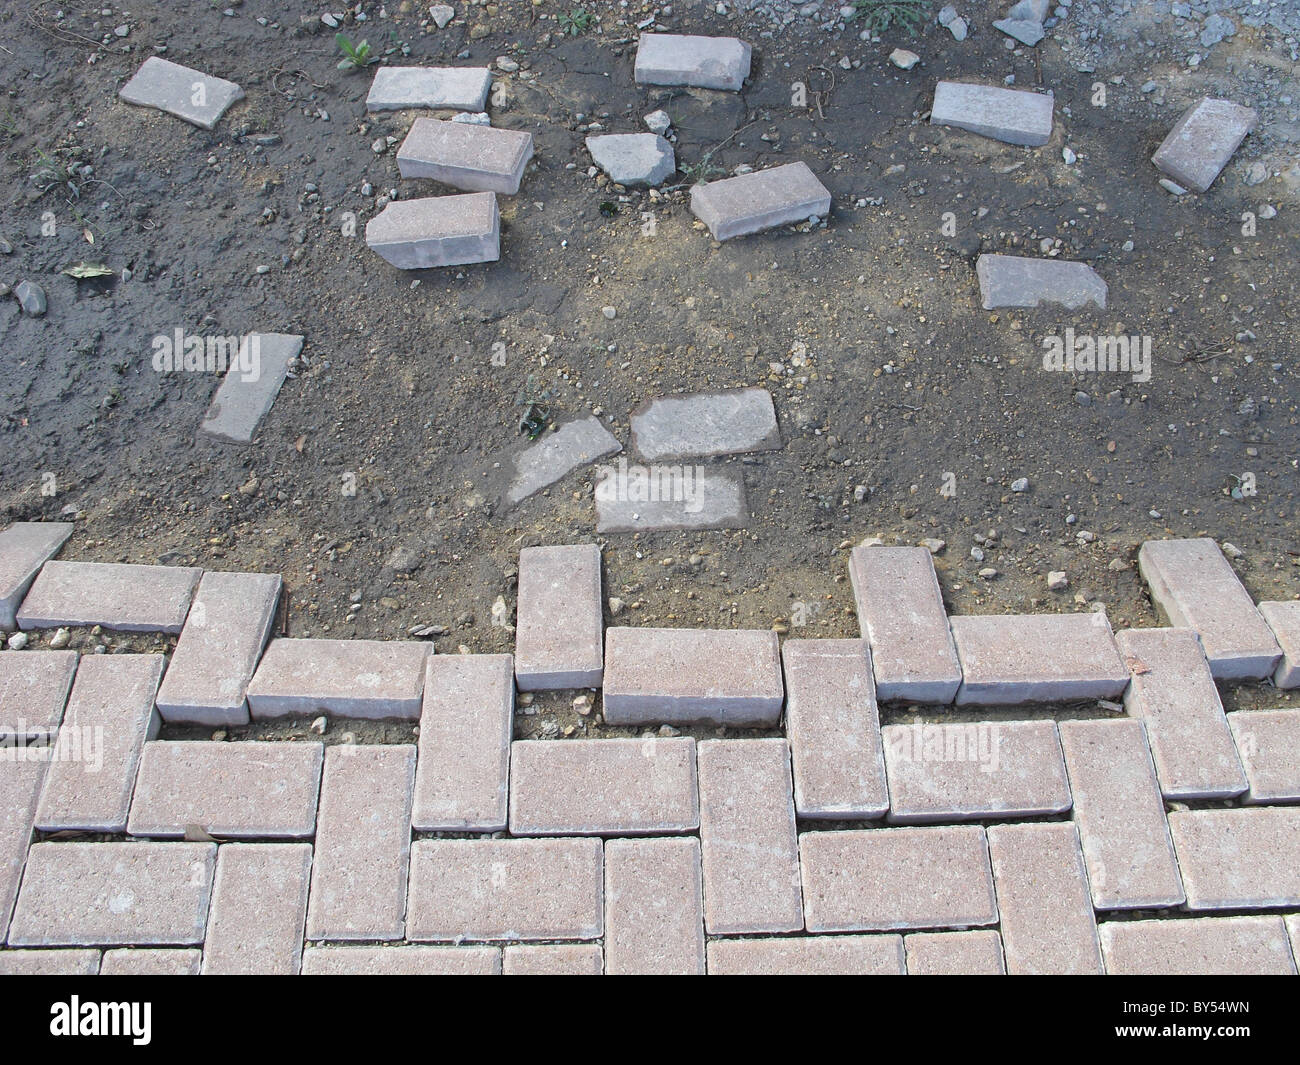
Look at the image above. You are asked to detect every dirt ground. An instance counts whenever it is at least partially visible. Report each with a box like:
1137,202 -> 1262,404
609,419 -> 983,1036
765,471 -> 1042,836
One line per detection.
1,1 -> 1297,738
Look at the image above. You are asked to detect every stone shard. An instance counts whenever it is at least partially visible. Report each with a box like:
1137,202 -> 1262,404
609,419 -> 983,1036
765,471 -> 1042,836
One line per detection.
689,162 -> 832,241
1152,96 -> 1258,192
366,66 -> 493,111
504,416 -> 622,506
585,133 -> 676,187
629,388 -> 780,461
993,18 -> 1045,46
119,57 -> 244,129
0,522 -> 74,628
366,193 -> 500,270
634,33 -> 752,91
397,118 -> 534,194
198,334 -> 303,445
975,254 -> 1107,310
930,81 -> 1054,146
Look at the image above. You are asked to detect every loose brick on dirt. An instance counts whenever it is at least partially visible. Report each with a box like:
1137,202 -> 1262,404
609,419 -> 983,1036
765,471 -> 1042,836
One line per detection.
1058,719 -> 1185,910
0,521 -> 73,628
605,837 -> 705,975
595,467 -> 750,533
689,162 -> 832,241
505,415 -> 622,506
629,388 -> 780,462
406,837 -> 604,942
514,544 -> 603,690
697,739 -> 803,935
633,33 -> 752,91
128,741 -> 324,839
801,825 -> 998,933
246,638 -> 431,720
365,193 -> 500,270
950,612 -> 1128,704
35,654 -> 164,834
1152,96 -> 1258,192
1227,709 -> 1300,803
203,843 -> 312,975
397,118 -> 534,194
707,935 -> 905,975
1137,537 -> 1281,679
0,949 -> 101,975
930,81 -> 1054,146
509,737 -> 698,836
155,571 -> 281,726
0,758 -> 47,943
1258,600 -> 1300,687
1116,627 -> 1247,800
8,842 -> 216,947
118,56 -> 244,129
975,253 -> 1108,310
603,627 -> 784,727
302,945 -> 501,975
198,334 -> 304,445
1168,807 -> 1300,910
412,654 -> 514,832
1100,916 -> 1297,975
366,66 -> 491,111
17,560 -> 201,633
101,948 -> 201,976
904,930 -> 1007,975
306,745 -> 416,942
782,639 -> 888,819
0,649 -> 77,740
988,822 -> 1102,975
502,943 -> 604,976
848,545 -> 961,703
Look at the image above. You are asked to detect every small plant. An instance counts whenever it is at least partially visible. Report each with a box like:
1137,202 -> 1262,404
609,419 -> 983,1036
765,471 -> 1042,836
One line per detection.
515,375 -> 555,439
336,33 -> 378,71
558,8 -> 594,36
847,0 -> 931,36
31,148 -> 84,199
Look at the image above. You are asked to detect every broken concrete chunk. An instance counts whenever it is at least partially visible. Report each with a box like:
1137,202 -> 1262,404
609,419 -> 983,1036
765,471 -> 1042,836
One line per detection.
1152,97 -> 1258,193
595,464 -> 749,533
630,388 -> 780,461
505,416 -> 622,506
585,134 -> 676,187
198,334 -> 304,445
397,118 -> 533,194
975,254 -> 1107,310
993,18 -> 1046,46
689,162 -> 832,242
365,193 -> 500,269
366,66 -> 492,112
930,81 -> 1054,147
119,57 -> 244,129
634,33 -> 752,91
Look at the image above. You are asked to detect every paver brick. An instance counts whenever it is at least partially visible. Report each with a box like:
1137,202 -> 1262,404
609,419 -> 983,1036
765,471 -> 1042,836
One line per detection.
505,416 -> 622,506
1058,719 -> 1184,910
950,612 -> 1128,705
1116,627 -> 1247,799
883,719 -> 1070,823
154,571 -> 281,726
634,33 -> 752,91
707,935 -> 905,975
1167,807 -> 1300,910
975,254 -> 1108,310
203,843 -> 312,975
603,627 -> 784,727
629,388 -> 780,462
365,193 -> 500,270
8,842 -> 216,947
605,837 -> 705,975
412,654 -> 513,832
930,81 -> 1054,146
1100,916 -> 1297,975
198,334 -> 304,445
1227,709 -> 1300,803
697,739 -> 804,935
689,162 -> 832,242
1258,600 -> 1300,687
366,66 -> 492,112
987,822 -> 1103,975
904,930 -> 1006,975
595,465 -> 749,533
0,521 -> 73,628
509,738 -> 698,836
848,546 -> 962,703
586,133 -> 676,187
0,758 -> 46,943
101,948 -> 202,976
406,838 -> 603,942
246,638 -> 431,720
514,544 -> 603,690
800,825 -> 997,933
35,654 -> 164,833
17,560 -> 201,633
1287,915 -> 1300,965
782,639 -> 888,819
1137,537 -> 1281,679
0,649 -> 77,740
397,118 -> 534,194
306,745 -> 416,941
0,949 -> 101,975
502,943 -> 604,976
119,57 -> 244,129
128,741 -> 324,839
1152,96 -> 1258,192
302,945 -> 501,975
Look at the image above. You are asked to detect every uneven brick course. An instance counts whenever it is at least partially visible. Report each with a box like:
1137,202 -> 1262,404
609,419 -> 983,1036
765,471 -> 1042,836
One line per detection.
1227,709 -> 1300,803
1259,600 -> 1300,687
17,560 -> 201,633
247,638 -> 431,720
604,837 -> 705,975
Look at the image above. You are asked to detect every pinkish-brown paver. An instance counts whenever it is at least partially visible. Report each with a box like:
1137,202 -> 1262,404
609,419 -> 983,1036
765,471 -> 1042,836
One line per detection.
0,649 -> 78,740
514,544 -> 604,690
246,638 -> 432,720
203,843 -> 312,975
904,930 -> 1006,975
502,943 -> 604,976
16,560 -> 201,633
0,949 -> 101,975
1167,807 -> 1300,910
306,745 -> 416,942
406,837 -> 603,942
800,825 -> 997,933
697,739 -> 803,935
0,758 -> 47,942
1101,915 -> 1296,975
782,639 -> 888,819
1227,709 -> 1300,803
706,935 -> 905,975
508,737 -> 698,836
127,740 -> 324,839
0,521 -> 73,628
605,837 -> 704,975
101,948 -> 202,975
302,945 -> 501,975
412,653 -> 514,832
1259,600 -> 1300,687
1287,915 -> 1300,964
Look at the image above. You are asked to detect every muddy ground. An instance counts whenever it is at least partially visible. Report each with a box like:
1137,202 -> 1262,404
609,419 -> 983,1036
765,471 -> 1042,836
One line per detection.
1,1 -> 1297,739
